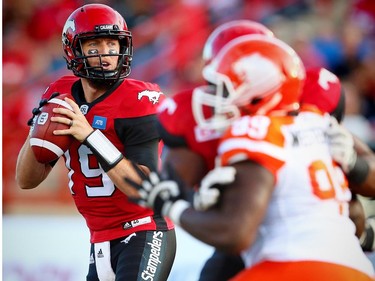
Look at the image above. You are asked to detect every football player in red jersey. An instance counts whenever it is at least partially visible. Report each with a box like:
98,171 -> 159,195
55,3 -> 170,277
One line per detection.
158,20 -> 275,184
15,4 -> 175,281
301,67 -> 375,257
301,67 -> 375,195
127,35 -> 375,280
158,20 -> 375,279
158,19 -> 375,280
156,20 -> 275,281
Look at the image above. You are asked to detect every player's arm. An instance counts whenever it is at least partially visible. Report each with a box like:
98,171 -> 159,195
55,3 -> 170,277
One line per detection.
16,96 -> 57,189
52,97 -> 148,198
126,160 -> 274,254
156,113 -> 208,186
180,161 -> 274,253
163,147 -> 228,211
352,136 -> 375,197
162,146 -> 207,187
354,135 -> 374,156
328,117 -> 375,197
158,119 -> 223,210
349,194 -> 366,239
16,135 -> 53,189
350,136 -> 375,197
105,139 -> 159,198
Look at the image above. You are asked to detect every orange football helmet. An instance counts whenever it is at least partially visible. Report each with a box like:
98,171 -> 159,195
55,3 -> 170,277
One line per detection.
193,35 -> 306,130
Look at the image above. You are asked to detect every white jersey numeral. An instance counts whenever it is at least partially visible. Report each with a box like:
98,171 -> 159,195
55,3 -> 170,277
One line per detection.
66,145 -> 116,197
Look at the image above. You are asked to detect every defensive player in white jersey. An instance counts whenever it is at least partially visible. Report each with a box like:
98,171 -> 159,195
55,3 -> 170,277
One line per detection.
301,67 -> 375,255
301,67 -> 375,196
126,35 -> 375,280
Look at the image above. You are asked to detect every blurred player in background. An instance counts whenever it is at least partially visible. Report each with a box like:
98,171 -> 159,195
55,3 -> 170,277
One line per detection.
301,67 -> 375,256
127,35 -> 375,280
157,19 -> 375,280
157,20 -> 274,281
15,4 -> 176,281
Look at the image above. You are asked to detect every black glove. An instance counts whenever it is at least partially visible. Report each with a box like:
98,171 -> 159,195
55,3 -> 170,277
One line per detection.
27,92 -> 60,126
125,162 -> 191,224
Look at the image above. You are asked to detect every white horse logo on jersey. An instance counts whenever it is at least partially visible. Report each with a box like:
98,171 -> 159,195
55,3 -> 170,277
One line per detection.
138,90 -> 161,104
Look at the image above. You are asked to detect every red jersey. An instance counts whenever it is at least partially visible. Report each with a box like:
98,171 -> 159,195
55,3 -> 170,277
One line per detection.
157,68 -> 343,172
42,76 -> 173,243
301,67 -> 345,122
157,89 -> 222,171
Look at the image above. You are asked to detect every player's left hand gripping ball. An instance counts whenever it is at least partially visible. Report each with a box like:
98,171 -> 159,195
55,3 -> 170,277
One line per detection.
29,92 -> 74,163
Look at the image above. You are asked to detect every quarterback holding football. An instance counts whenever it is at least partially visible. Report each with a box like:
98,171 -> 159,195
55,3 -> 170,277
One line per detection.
16,4 -> 176,281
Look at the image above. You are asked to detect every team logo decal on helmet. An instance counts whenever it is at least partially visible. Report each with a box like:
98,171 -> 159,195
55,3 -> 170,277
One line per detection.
63,20 -> 75,35
62,4 -> 133,81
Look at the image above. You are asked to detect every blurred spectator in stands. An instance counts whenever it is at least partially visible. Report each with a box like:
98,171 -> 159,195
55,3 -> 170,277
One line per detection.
341,80 -> 375,147
3,0 -> 79,211
4,0 -> 375,215
351,0 -> 375,37
130,0 -> 210,92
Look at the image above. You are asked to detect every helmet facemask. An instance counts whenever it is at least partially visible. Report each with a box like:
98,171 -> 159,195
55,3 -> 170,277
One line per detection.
62,4 -> 133,83
69,30 -> 133,82
192,67 -> 241,132
193,35 -> 305,131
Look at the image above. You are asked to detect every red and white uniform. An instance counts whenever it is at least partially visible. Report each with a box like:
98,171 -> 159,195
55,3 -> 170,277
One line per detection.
43,76 -> 173,243
158,67 -> 342,171
218,106 -> 375,280
301,67 -> 345,122
157,89 -> 222,171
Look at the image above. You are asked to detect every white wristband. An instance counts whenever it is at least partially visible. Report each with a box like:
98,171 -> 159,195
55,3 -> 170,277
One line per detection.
85,129 -> 123,171
167,200 -> 190,225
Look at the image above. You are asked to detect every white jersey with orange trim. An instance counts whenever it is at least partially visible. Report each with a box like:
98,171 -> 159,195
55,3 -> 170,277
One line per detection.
218,106 -> 374,277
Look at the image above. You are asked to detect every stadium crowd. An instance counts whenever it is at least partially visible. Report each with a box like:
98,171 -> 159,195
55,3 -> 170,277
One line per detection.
3,0 -> 375,280
3,0 -> 375,213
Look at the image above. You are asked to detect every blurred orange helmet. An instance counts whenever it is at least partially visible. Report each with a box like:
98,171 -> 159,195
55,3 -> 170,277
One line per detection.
193,35 -> 306,130
203,20 -> 274,65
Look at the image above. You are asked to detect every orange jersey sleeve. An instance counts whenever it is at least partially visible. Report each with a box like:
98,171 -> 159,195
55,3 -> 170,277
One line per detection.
218,114 -> 294,177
